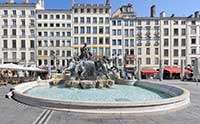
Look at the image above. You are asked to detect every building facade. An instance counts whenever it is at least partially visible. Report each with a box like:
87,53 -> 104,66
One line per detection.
0,0 -> 200,71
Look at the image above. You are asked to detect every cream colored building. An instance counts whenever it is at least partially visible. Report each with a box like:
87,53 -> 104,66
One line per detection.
160,17 -> 187,67
72,1 -> 111,59
111,4 -> 160,70
36,10 -> 72,68
0,1 -> 36,66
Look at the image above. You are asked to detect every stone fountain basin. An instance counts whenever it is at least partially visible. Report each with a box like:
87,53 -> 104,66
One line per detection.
12,80 -> 190,114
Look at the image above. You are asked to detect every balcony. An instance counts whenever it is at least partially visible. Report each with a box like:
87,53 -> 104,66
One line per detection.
20,15 -> 26,18
145,42 -> 151,46
20,35 -> 26,38
20,25 -> 26,28
2,25 -> 8,28
11,25 -> 17,28
29,24 -> 35,28
4,58 -> 20,63
2,35 -> 8,38
29,35 -> 35,38
137,43 -> 142,46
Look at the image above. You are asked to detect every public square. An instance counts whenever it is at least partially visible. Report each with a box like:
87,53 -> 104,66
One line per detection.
1,80 -> 200,124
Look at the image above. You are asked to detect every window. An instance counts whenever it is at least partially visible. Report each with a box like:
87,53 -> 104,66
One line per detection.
130,29 -> 134,36
164,28 -> 169,36
191,28 -> 196,34
21,40 -> 26,48
56,15 -> 60,19
155,20 -> 159,25
80,27 -> 85,34
87,37 -> 91,44
87,8 -> 91,13
191,38 -> 196,44
99,48 -> 103,56
81,9 -> 84,13
3,52 -> 8,60
3,40 -> 8,48
67,15 -> 71,19
118,40 -> 122,45
93,17 -> 97,23
31,10 -> 35,16
164,20 -> 168,25
192,21 -> 196,25
181,49 -> 186,57
181,29 -> 186,36
99,27 -> 104,34
146,58 -> 151,64
125,29 -> 129,36
80,17 -> 84,23
86,27 -> 91,34
138,20 -> 142,25
93,48 -> 97,55
125,20 -> 129,26
105,37 -> 110,44
12,40 -> 16,48
125,39 -> 129,47
146,19 -> 150,25
74,17 -> 78,23
12,29 -> 17,36
138,48 -> 142,55
74,9 -> 78,13
112,29 -> 116,35
181,39 -> 186,46
174,39 -> 179,46
12,10 -> 16,16
38,41 -> 42,47
174,49 -> 179,57
56,40 -> 60,47
130,20 -> 134,26
164,49 -> 168,57
164,60 -> 169,65
99,37 -> 103,44
164,39 -> 169,46
21,10 -> 26,16
112,21 -> 116,26
117,29 -> 121,35
99,17 -> 103,24
93,27 -> 97,34
174,20 -> 178,25
174,29 -> 179,36
105,27 -> 110,34
38,14 -> 42,19
44,40 -> 48,47
3,19 -> 8,26
105,17 -> 109,24
105,48 -> 110,56
3,29 -> 8,36
74,37 -> 78,45
99,9 -> 103,14
93,37 -> 97,44
112,40 -> 116,45
74,27 -> 78,34
44,14 -> 48,19
191,48 -> 196,54
93,9 -> 97,13
146,48 -> 150,55
80,37 -> 85,44
173,60 -> 179,66
12,52 -> 17,60
181,21 -> 185,25
155,57 -> 159,65
155,48 -> 159,55
130,39 -> 134,47
21,52 -> 26,60
86,17 -> 91,23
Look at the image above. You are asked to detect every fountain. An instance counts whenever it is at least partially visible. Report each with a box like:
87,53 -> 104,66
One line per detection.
11,44 -> 190,114
51,43 -> 118,89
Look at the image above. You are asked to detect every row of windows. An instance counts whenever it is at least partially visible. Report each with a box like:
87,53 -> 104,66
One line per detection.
73,47 -> 110,56
38,59 -> 69,67
38,14 -> 71,20
164,38 -> 186,47
74,8 -> 109,14
163,28 -> 186,36
74,26 -> 109,34
37,31 -> 71,37
73,37 -> 110,45
137,57 -> 159,65
137,48 -> 159,56
38,40 -> 71,47
164,60 -> 187,66
112,39 -> 134,47
37,23 -> 71,28
2,10 -> 35,16
3,40 -> 35,49
3,52 -> 35,61
2,29 -> 35,37
112,19 -> 159,26
38,50 -> 71,57
163,20 -> 186,25
164,49 -> 186,57
2,19 -> 35,27
74,17 -> 109,24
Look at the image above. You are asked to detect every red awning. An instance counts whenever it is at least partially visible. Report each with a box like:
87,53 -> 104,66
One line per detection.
164,67 -> 191,74
141,70 -> 159,74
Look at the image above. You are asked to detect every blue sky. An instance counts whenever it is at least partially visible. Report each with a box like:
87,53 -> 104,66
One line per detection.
2,0 -> 200,16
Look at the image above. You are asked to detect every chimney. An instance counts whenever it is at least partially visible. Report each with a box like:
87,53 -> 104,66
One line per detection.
150,5 -> 156,17
160,11 -> 166,17
24,0 -> 29,4
8,0 -> 14,3
106,0 -> 110,5
195,11 -> 200,18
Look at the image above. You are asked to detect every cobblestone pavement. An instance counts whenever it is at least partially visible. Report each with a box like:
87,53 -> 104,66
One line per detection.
1,80 -> 200,124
